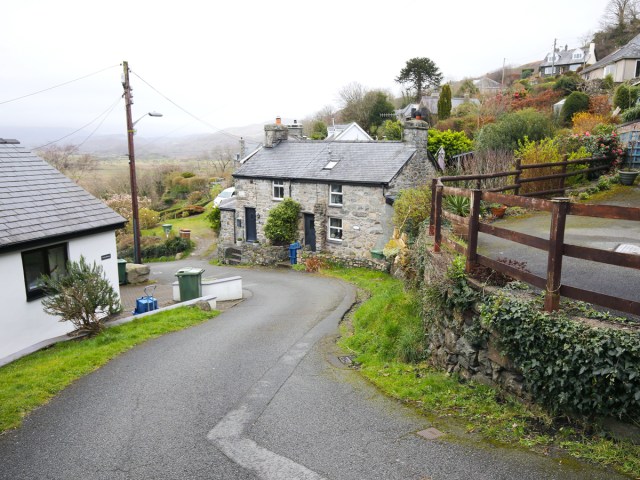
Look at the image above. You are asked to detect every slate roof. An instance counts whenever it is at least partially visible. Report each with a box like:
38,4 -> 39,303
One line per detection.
582,33 -> 640,74
234,141 -> 417,185
539,47 -> 586,68
0,140 -> 126,252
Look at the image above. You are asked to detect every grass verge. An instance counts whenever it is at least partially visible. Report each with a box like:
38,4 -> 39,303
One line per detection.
325,266 -> 640,478
0,306 -> 217,433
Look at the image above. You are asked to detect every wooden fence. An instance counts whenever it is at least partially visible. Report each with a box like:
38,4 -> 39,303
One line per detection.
429,184 -> 640,316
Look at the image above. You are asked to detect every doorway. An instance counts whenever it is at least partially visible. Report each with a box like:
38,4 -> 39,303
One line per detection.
245,207 -> 257,242
304,213 -> 316,252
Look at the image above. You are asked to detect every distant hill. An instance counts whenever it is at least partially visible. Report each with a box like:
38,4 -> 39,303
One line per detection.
0,124 -> 264,159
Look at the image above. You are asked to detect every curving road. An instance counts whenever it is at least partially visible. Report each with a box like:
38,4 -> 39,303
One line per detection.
0,264 -> 624,479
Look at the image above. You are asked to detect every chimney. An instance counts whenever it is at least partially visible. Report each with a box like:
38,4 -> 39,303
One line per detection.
264,117 -> 288,148
239,137 -> 246,160
286,119 -> 304,138
403,118 -> 429,161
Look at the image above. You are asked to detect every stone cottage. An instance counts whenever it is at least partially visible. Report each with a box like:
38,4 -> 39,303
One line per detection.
219,118 -> 436,260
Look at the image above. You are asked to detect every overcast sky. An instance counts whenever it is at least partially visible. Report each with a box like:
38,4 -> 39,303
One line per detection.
1,0 -> 609,144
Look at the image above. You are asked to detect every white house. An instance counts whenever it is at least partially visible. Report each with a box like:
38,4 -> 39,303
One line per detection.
325,122 -> 373,141
0,139 -> 126,365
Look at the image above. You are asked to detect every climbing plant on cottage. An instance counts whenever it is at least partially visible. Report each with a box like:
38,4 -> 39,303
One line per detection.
264,198 -> 301,245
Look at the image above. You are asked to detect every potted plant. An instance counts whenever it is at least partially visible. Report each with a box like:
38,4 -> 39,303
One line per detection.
618,170 -> 639,186
236,237 -> 243,246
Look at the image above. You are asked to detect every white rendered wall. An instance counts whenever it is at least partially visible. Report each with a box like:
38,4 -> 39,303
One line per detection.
0,230 -> 120,363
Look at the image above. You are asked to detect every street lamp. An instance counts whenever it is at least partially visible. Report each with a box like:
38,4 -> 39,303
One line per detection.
122,61 -> 163,264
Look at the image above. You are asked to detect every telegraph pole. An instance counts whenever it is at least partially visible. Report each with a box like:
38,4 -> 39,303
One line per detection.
122,61 -> 142,265
551,38 -> 557,75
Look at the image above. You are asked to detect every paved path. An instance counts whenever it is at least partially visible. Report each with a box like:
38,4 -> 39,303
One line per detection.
478,186 -> 640,307
0,266 -> 625,479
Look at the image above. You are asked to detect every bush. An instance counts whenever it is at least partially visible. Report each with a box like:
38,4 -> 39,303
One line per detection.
427,129 -> 473,159
392,185 -> 432,239
264,198 -> 301,245
560,91 -> 590,126
475,108 -> 555,153
138,208 -> 159,230
481,295 -> 640,418
570,112 -> 608,134
119,236 -> 191,261
553,74 -> 582,95
40,256 -> 121,335
207,207 -> 221,233
515,137 -> 562,194
621,104 -> 640,122
613,84 -> 640,110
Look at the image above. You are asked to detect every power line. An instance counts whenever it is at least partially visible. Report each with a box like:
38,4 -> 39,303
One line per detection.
130,70 -> 246,142
77,97 -> 123,148
33,95 -> 123,150
0,65 -> 119,105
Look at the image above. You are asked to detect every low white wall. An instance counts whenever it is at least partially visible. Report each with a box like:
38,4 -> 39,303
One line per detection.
0,231 -> 120,364
173,276 -> 243,302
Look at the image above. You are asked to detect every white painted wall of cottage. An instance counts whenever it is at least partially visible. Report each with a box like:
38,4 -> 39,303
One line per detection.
0,230 -> 120,364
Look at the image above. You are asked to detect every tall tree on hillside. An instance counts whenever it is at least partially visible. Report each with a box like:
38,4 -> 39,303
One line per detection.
437,84 -> 452,120
602,0 -> 639,30
367,91 -> 396,132
395,57 -> 443,103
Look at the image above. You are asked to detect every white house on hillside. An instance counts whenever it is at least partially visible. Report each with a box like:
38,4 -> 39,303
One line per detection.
0,139 -> 126,365
325,122 -> 373,141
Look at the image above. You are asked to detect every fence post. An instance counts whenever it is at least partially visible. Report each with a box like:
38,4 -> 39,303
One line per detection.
544,197 -> 570,312
559,162 -> 568,196
514,158 -> 522,195
465,189 -> 482,274
429,177 -> 438,235
434,183 -> 443,252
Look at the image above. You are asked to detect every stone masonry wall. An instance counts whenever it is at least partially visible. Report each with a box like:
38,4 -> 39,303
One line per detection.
233,178 -> 391,259
219,208 -> 236,244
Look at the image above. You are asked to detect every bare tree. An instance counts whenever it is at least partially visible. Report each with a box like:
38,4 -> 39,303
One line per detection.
37,144 -> 97,182
209,145 -> 235,176
601,0 -> 639,30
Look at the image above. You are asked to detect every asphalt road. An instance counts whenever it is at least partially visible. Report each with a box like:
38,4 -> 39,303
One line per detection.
0,264 -> 625,479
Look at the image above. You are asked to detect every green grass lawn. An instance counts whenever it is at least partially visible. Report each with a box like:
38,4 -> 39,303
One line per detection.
0,307 -> 217,433
325,266 -> 640,477
143,209 -> 213,239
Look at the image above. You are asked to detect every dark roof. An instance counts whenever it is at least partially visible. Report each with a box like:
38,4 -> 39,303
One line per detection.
540,47 -> 586,68
0,141 -> 126,252
582,34 -> 640,74
233,141 -> 417,184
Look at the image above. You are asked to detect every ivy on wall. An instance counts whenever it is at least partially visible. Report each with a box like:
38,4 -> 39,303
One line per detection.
480,294 -> 640,419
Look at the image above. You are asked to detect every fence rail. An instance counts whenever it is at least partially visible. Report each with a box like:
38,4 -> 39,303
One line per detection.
429,183 -> 640,316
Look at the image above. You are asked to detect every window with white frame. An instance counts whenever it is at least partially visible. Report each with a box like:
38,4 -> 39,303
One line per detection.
572,51 -> 583,60
604,64 -> 616,77
272,179 -> 285,200
22,243 -> 68,300
328,217 -> 343,241
329,184 -> 343,206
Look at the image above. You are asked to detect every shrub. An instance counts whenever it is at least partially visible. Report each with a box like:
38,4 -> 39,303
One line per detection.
613,84 -> 640,110
570,112 -> 608,134
480,295 -> 640,418
515,137 -> 562,195
207,207 -> 221,233
560,91 -> 590,126
264,198 -> 301,245
392,185 -> 432,239
553,74 -> 582,95
40,256 -> 121,335
621,104 -> 640,122
304,256 -> 326,273
138,208 -> 159,230
444,195 -> 470,217
119,236 -> 191,261
375,119 -> 403,140
427,129 -> 473,159
437,84 -> 452,120
475,108 -> 555,153
588,94 -> 611,116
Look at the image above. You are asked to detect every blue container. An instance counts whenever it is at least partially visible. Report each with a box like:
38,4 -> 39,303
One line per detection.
133,285 -> 158,315
289,242 -> 301,265
134,296 -> 158,314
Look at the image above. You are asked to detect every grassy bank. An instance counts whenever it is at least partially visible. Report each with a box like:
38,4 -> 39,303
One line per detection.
0,307 -> 217,433
326,266 -> 640,477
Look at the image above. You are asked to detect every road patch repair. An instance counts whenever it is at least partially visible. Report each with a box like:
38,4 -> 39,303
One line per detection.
207,283 -> 356,480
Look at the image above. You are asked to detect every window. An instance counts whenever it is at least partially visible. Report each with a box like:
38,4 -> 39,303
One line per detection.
22,243 -> 68,300
604,64 -> 616,77
572,51 -> 583,60
328,217 -> 343,241
544,66 -> 556,75
635,60 -> 640,78
272,180 -> 284,200
329,184 -> 343,206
